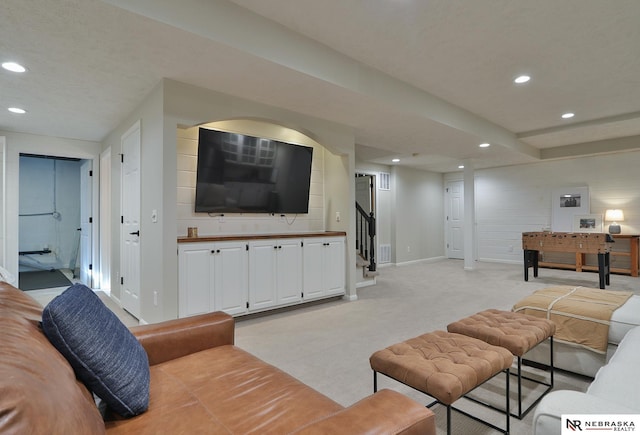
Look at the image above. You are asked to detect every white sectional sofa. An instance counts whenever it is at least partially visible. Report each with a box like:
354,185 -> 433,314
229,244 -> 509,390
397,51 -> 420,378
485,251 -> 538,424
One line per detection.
534,325 -> 640,435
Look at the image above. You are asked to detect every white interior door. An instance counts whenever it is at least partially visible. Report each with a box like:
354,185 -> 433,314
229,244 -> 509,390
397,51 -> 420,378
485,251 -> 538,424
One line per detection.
79,160 -> 93,286
446,180 -> 464,259
120,121 -> 141,318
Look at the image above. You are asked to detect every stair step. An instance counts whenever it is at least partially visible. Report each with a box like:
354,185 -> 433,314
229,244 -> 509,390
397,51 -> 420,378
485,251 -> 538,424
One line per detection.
364,269 -> 379,278
356,254 -> 370,267
356,258 -> 369,267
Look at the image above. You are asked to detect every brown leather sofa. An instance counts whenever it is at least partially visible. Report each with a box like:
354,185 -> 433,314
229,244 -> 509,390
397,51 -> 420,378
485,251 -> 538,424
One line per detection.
0,282 -> 435,434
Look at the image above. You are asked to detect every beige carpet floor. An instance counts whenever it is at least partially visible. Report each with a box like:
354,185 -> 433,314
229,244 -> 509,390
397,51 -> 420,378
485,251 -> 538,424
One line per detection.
235,259 -> 639,434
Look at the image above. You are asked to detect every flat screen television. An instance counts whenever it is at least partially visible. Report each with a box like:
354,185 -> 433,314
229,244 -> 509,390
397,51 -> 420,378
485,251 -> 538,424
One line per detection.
195,128 -> 314,214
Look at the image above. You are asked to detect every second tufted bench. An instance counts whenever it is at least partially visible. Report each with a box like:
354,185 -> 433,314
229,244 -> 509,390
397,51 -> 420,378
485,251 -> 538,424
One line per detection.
447,309 -> 556,418
370,330 -> 513,435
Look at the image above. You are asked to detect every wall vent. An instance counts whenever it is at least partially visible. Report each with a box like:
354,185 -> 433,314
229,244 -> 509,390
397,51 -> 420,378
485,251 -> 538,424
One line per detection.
379,172 -> 390,190
378,244 -> 391,263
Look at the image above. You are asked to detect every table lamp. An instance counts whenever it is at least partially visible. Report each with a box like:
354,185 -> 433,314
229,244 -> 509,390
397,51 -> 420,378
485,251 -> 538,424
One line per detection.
604,209 -> 624,234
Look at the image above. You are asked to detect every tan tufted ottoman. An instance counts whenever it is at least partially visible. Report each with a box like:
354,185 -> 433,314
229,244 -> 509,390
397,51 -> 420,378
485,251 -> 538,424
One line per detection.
447,309 -> 556,419
370,330 -> 513,435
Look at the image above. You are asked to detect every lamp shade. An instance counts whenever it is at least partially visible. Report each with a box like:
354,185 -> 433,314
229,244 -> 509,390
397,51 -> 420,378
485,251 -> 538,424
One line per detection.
605,209 -> 624,222
605,209 -> 624,234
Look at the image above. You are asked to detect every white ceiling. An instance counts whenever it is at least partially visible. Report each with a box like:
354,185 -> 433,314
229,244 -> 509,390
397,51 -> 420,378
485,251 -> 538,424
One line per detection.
2,0 -> 640,172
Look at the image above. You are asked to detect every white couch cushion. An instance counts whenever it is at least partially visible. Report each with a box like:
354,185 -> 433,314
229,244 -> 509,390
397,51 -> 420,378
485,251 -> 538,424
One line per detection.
587,361 -> 640,410
607,325 -> 640,365
610,295 -> 640,344
535,390 -> 638,435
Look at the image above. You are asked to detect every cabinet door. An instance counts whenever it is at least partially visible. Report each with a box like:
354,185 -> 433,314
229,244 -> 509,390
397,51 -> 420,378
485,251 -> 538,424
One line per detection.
249,240 -> 277,310
303,238 -> 326,300
324,237 -> 346,295
213,241 -> 249,316
277,239 -> 302,304
178,243 -> 214,317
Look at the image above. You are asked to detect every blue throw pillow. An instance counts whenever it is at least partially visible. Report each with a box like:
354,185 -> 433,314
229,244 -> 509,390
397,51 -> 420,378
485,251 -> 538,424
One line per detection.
42,284 -> 149,418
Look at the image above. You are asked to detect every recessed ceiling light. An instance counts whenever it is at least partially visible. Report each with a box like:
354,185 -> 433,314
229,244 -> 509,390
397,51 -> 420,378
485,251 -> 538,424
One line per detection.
392,158 -> 400,163
562,112 -> 575,119
514,75 -> 530,84
479,143 -> 490,148
2,62 -> 27,73
458,165 -> 465,169
8,107 -> 26,114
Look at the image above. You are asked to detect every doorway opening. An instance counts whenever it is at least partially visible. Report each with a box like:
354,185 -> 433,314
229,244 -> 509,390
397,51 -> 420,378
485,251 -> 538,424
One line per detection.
355,173 -> 378,273
18,153 -> 91,291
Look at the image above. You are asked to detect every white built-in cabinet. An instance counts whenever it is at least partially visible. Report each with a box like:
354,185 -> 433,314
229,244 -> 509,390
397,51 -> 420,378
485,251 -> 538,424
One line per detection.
178,240 -> 248,317
213,241 -> 249,315
248,238 -> 302,310
178,233 -> 345,317
302,237 -> 346,300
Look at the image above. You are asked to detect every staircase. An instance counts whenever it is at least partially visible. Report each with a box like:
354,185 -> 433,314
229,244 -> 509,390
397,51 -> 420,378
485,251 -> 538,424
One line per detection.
356,201 -> 378,277
356,252 -> 378,278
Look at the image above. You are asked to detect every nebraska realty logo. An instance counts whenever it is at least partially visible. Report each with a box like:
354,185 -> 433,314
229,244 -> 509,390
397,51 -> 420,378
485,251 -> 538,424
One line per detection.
562,415 -> 640,433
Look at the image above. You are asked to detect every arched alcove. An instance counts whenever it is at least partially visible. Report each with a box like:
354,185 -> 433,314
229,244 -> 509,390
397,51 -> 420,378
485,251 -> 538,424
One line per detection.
177,118 -> 335,237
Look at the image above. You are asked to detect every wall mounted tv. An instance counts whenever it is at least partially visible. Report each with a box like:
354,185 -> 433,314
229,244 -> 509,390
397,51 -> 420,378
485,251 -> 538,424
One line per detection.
195,128 -> 314,214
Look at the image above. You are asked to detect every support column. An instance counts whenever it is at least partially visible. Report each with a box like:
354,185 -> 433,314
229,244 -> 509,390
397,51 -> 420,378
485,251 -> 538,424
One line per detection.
463,162 -> 475,270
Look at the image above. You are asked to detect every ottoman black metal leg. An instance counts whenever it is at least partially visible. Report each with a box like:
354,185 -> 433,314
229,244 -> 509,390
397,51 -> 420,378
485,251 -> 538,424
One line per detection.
513,336 -> 555,419
598,252 -> 611,288
373,370 -> 377,393
426,369 -> 511,434
506,368 -> 510,434
524,249 -> 540,282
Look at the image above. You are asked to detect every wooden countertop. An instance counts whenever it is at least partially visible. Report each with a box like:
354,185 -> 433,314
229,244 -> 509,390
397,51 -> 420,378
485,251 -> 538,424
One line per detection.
178,231 -> 347,243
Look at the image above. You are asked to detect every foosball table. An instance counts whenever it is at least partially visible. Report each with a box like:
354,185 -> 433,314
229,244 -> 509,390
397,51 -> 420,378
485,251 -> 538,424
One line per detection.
522,232 -> 613,289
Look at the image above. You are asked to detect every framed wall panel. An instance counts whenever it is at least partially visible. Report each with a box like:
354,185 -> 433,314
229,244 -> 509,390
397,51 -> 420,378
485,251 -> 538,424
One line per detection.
551,186 -> 590,232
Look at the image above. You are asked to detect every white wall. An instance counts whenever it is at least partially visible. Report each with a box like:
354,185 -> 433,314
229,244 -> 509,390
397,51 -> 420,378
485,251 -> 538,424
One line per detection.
355,162 -> 446,265
99,149 -> 111,292
361,150 -> 640,269
164,79 -> 357,313
101,79 -> 358,323
473,150 -> 640,263
393,166 -> 445,264
101,82 -> 165,322
0,136 -> 5,268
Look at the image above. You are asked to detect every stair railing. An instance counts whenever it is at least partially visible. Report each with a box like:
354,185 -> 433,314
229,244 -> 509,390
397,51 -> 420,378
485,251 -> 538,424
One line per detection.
355,201 -> 376,272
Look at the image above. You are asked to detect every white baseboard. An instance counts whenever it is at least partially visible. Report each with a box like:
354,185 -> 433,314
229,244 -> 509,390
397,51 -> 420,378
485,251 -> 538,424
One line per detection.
108,292 -> 122,306
396,256 -> 446,267
356,278 -> 377,289
342,294 -> 358,302
382,257 -> 518,268
478,257 -> 522,265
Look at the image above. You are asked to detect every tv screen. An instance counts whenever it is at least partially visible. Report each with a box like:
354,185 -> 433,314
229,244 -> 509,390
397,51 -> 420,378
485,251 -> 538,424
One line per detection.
195,128 -> 313,214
